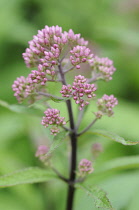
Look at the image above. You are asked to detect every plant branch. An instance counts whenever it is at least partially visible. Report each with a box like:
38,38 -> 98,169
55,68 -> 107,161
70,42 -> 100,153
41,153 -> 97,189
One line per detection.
77,118 -> 98,136
75,108 -> 85,130
51,166 -> 68,183
64,66 -> 75,74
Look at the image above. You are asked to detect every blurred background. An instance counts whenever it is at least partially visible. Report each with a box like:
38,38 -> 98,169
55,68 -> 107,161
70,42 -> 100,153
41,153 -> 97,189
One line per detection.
0,0 -> 139,209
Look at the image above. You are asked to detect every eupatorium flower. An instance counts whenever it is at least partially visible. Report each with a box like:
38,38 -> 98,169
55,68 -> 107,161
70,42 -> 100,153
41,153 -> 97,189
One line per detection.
22,26 -> 88,68
95,94 -> 118,118
41,109 -> 66,135
70,45 -> 93,69
89,56 -> 116,81
12,76 -> 32,102
12,25 -> 117,135
35,145 -> 50,161
60,75 -> 97,110
78,159 -> 94,176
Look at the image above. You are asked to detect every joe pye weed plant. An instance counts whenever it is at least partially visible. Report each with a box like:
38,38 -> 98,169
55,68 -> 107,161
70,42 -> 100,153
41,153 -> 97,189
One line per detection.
1,25 -> 139,210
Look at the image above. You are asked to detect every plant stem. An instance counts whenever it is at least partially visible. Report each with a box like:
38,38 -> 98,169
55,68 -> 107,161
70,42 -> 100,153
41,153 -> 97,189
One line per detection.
58,61 -> 77,210
66,100 -> 77,210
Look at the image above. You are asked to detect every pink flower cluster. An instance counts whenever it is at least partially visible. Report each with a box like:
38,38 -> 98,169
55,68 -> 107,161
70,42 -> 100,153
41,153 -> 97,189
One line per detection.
60,75 -> 97,110
13,26 -> 91,103
89,56 -> 116,81
70,45 -> 93,69
12,76 -> 34,102
79,159 -> 94,176
22,25 -> 88,68
28,69 -> 48,86
12,70 -> 48,102
41,108 -> 66,135
95,94 -> 118,118
92,142 -> 103,158
35,145 -> 50,161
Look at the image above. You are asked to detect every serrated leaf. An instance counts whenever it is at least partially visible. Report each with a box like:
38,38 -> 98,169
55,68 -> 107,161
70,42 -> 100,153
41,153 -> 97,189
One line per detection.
95,155 -> 139,175
0,100 -> 42,116
76,184 -> 114,210
87,129 -> 139,145
47,130 -> 68,156
0,167 -> 57,188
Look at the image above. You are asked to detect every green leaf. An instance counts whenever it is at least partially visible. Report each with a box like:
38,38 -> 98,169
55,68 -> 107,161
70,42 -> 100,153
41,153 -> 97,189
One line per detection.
0,167 -> 57,188
87,129 -> 139,145
0,100 -> 42,116
95,155 -> 139,175
76,184 -> 114,210
50,96 -> 69,103
47,130 -> 68,156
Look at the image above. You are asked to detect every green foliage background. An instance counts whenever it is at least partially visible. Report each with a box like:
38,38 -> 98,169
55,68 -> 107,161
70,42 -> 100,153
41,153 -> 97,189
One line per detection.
0,0 -> 139,209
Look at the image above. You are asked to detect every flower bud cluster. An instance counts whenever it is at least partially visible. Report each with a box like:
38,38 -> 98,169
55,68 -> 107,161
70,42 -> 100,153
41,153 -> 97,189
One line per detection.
89,56 -> 116,81
12,76 -> 34,102
65,29 -> 88,46
95,94 -> 118,118
28,69 -> 48,86
60,75 -> 97,110
92,142 -> 103,158
41,108 -> 66,135
35,145 -> 50,161
78,159 -> 94,176
13,26 -> 91,103
22,26 -> 88,69
12,71 -> 48,103
70,45 -> 93,69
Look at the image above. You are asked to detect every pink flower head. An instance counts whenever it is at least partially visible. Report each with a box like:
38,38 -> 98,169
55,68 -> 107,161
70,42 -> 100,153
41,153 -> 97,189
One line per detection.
60,84 -> 72,98
89,56 -> 116,81
35,145 -> 50,161
95,94 -> 118,117
60,75 -> 97,110
12,76 -> 31,103
41,108 -> 66,135
28,69 -> 47,86
70,45 -> 93,69
22,26 -> 88,69
92,143 -> 103,158
64,29 -> 88,46
79,159 -> 94,176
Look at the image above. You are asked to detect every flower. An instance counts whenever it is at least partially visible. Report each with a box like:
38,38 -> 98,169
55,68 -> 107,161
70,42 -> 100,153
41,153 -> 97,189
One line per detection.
35,145 -> 50,161
12,76 -> 32,102
70,45 -> 93,69
78,159 -> 94,176
89,56 -> 116,81
60,75 -> 97,110
41,108 -> 66,135
92,143 -> 103,158
22,26 -> 88,68
95,94 -> 118,117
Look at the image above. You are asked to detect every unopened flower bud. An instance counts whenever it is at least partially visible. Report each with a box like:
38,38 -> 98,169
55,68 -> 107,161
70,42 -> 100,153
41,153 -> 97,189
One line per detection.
95,94 -> 118,117
92,143 -> 103,158
35,145 -> 50,161
41,109 -> 66,135
78,159 -> 94,177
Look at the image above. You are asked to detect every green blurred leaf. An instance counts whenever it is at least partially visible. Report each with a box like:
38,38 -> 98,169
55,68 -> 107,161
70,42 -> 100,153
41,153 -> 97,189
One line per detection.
0,167 -> 57,188
95,155 -> 139,175
86,129 -> 139,145
47,130 -> 68,156
76,184 -> 114,210
0,100 -> 42,116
